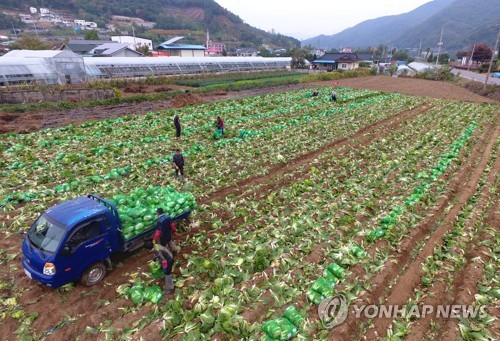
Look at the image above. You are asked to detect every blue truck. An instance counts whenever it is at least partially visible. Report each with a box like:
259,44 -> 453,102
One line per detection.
22,194 -> 190,288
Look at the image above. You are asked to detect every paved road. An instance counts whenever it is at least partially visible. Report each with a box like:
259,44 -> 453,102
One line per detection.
452,69 -> 500,85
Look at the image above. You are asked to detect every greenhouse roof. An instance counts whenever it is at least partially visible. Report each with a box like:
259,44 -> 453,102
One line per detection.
3,50 -> 82,59
0,57 -> 56,82
313,60 -> 335,64
83,56 -> 291,66
158,44 -> 206,50
408,62 -> 435,72
88,43 -> 142,56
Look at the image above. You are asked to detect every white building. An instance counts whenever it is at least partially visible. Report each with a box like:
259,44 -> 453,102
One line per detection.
74,20 -> 98,29
29,7 -> 37,14
19,14 -> 36,24
40,8 -> 49,14
111,36 -> 153,51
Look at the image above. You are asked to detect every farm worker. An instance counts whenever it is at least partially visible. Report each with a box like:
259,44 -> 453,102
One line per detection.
331,89 -> 337,102
152,243 -> 175,295
153,208 -> 180,254
216,116 -> 224,137
173,114 -> 181,138
312,90 -> 319,97
173,149 -> 185,183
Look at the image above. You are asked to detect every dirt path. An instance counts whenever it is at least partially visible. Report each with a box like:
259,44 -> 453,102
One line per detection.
0,76 -> 495,135
339,76 -> 496,103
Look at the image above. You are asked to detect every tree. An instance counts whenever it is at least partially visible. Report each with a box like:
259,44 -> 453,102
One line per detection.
84,30 -> 100,40
290,48 -> 312,68
258,46 -> 271,57
438,53 -> 450,64
10,36 -> 51,50
392,49 -> 410,62
472,43 -> 492,63
136,45 -> 152,56
424,47 -> 431,62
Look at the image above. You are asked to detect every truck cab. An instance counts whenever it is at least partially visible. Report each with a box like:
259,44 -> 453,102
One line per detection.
22,195 -> 121,288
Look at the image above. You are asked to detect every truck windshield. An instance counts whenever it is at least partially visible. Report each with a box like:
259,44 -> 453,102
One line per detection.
28,214 -> 66,253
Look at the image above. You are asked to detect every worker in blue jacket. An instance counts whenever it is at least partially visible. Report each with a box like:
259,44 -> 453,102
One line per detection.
153,208 -> 180,254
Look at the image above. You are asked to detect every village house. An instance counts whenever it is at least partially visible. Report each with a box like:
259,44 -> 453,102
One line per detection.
312,52 -> 374,71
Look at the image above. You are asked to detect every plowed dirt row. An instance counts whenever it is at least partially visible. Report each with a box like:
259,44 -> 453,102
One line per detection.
406,151 -> 498,340
328,118 -> 498,339
433,156 -> 499,341
0,102 -> 428,339
362,122 -> 499,339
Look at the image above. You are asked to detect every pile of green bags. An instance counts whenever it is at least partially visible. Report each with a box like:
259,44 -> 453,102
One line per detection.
261,306 -> 304,340
350,244 -> 366,258
308,262 -> 346,305
307,277 -> 336,305
109,185 -> 196,240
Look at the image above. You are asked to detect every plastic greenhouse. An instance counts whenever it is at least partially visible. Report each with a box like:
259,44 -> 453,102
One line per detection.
0,52 -> 292,85
0,50 -> 87,85
83,56 -> 292,78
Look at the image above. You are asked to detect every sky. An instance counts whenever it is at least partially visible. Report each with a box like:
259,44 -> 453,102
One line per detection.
215,0 -> 433,40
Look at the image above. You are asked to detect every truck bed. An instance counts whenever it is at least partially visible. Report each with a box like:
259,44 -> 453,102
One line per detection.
121,210 -> 191,252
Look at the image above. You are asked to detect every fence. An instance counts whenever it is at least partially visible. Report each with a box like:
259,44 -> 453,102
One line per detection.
0,88 -> 115,104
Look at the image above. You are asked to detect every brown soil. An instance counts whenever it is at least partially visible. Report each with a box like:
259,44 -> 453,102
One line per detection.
340,76 -> 497,103
0,76 -> 495,135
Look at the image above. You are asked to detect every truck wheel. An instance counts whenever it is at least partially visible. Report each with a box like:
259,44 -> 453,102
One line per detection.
81,262 -> 107,286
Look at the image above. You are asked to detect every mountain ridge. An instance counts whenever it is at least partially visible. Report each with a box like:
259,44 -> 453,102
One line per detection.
303,0 -> 499,54
0,0 -> 300,50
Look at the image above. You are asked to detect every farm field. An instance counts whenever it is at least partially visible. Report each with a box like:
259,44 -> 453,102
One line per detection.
0,81 -> 499,340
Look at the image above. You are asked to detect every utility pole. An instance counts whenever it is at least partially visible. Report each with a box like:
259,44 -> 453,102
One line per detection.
436,27 -> 444,66
33,22 -> 39,38
484,25 -> 500,89
417,40 -> 422,62
11,21 -> 17,39
132,25 -> 137,50
467,44 -> 476,71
